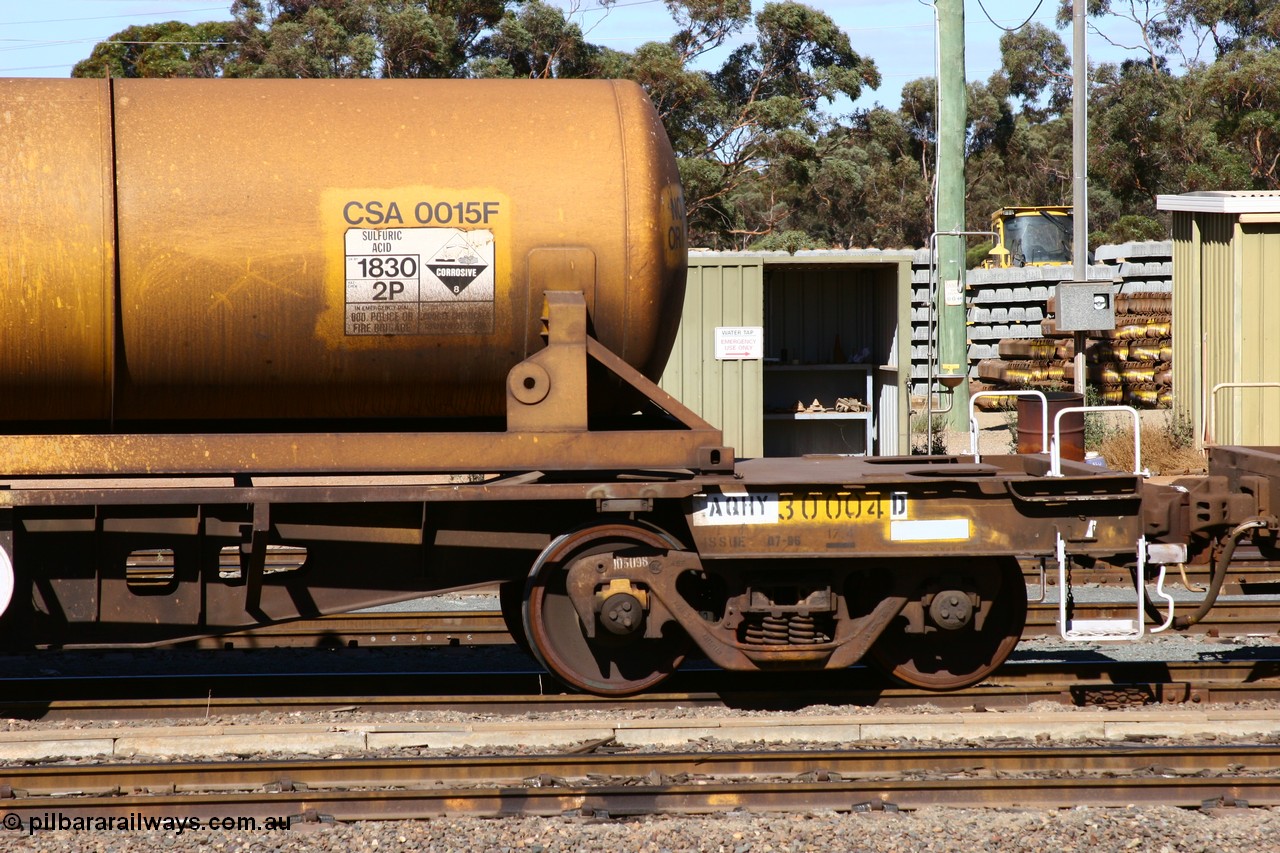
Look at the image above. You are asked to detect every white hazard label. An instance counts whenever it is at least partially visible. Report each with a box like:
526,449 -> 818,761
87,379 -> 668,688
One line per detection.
344,227 -> 495,335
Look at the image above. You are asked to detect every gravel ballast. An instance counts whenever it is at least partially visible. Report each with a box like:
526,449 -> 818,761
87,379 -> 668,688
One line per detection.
8,807 -> 1280,852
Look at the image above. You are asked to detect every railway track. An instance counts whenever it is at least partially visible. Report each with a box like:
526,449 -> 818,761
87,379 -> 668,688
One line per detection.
1,743 -> 1277,824
1070,555 -> 1280,595
200,595 -> 1280,651
1,598 -> 1277,721
2,587 -> 1277,722
2,654 -> 1279,721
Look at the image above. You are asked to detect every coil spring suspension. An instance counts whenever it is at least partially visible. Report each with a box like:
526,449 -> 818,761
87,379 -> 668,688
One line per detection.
741,613 -> 832,645
743,614 -> 789,644
788,614 -> 822,644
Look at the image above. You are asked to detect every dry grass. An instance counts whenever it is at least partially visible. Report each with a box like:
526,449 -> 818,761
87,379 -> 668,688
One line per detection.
1099,415 -> 1206,476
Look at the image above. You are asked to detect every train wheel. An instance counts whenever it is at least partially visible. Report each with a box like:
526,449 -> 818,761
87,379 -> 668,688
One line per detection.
868,558 -> 1026,691
523,522 -> 688,696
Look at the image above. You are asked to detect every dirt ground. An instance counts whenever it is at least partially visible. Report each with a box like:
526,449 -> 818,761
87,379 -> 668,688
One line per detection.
956,408 -> 1021,456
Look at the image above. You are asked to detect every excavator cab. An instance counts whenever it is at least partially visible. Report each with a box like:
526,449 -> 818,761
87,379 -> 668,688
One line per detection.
985,206 -> 1072,268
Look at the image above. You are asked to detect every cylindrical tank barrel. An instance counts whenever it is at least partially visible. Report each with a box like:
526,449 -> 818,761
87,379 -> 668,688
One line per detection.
0,78 -> 687,423
1016,392 -> 1085,461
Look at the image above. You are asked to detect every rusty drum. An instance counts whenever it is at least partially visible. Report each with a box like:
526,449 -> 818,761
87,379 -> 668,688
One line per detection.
1016,391 -> 1085,461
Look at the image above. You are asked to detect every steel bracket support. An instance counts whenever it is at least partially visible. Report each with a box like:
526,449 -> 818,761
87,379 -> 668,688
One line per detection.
506,291 -> 733,473
506,291 -> 589,432
243,503 -> 270,618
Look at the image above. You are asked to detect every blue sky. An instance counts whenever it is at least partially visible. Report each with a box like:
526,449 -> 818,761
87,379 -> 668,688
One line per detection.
0,1 -> 1147,110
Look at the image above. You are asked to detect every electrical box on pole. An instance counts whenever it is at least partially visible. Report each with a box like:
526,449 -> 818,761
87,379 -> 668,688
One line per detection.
1054,281 -> 1116,332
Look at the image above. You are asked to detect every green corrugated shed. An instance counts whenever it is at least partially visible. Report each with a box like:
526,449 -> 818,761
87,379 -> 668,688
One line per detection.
1157,191 -> 1280,447
659,251 -> 912,458
659,256 -> 766,457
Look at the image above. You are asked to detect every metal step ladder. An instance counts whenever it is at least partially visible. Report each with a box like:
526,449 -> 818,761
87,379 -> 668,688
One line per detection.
995,398 -> 1175,641
1056,533 -> 1177,641
969,395 -> 1179,640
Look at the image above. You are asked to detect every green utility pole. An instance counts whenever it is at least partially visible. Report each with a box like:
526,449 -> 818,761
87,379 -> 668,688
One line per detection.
934,0 -> 968,428
1071,0 -> 1088,395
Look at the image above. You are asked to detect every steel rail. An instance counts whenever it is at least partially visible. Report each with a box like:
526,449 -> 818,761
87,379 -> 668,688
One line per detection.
1027,559 -> 1280,594
206,596 -> 1280,651
211,611 -> 512,648
1024,599 -> 1280,636
2,745 -> 1279,821
3,657 -> 1280,721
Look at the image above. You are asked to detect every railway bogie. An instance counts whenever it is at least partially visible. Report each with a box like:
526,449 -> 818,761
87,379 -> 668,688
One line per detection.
1,77 -> 1277,696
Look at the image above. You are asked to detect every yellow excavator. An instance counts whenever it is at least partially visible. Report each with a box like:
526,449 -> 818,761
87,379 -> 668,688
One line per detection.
984,206 -> 1073,268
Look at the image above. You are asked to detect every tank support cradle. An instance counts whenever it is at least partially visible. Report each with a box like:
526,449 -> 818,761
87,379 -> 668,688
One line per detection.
0,292 -> 733,478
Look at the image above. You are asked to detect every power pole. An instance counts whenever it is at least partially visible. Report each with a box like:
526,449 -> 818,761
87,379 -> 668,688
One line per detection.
1057,2 -> 1113,395
1071,0 -> 1088,396
935,0 -> 968,427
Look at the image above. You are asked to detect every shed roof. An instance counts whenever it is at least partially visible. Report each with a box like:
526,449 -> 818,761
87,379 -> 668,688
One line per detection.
688,249 -> 914,263
1156,190 -> 1280,214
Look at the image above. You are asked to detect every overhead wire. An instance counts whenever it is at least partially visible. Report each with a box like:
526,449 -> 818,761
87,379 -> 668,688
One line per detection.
974,0 -> 1048,33
1,6 -> 226,27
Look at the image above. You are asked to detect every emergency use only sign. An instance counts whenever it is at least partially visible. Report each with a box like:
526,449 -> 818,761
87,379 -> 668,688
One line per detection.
714,326 -> 764,360
344,227 -> 496,335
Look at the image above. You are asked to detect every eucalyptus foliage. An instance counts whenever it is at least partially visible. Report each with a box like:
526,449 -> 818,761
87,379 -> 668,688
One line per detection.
74,0 -> 1280,251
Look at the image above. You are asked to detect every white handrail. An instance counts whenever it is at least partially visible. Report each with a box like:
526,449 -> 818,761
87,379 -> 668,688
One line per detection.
1150,563 -> 1175,633
1206,382 -> 1280,446
966,390 -> 1048,463
1049,404 -> 1141,477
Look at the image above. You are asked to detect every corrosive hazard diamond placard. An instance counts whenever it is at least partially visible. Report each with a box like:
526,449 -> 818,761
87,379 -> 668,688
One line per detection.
427,234 -> 488,295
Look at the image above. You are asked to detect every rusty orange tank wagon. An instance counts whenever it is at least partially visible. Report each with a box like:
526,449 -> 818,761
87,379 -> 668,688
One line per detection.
0,78 -> 1272,697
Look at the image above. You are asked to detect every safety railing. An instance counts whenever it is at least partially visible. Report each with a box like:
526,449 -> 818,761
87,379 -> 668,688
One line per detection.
1206,382 -> 1280,447
966,390 -> 1047,464
1048,404 -> 1142,477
